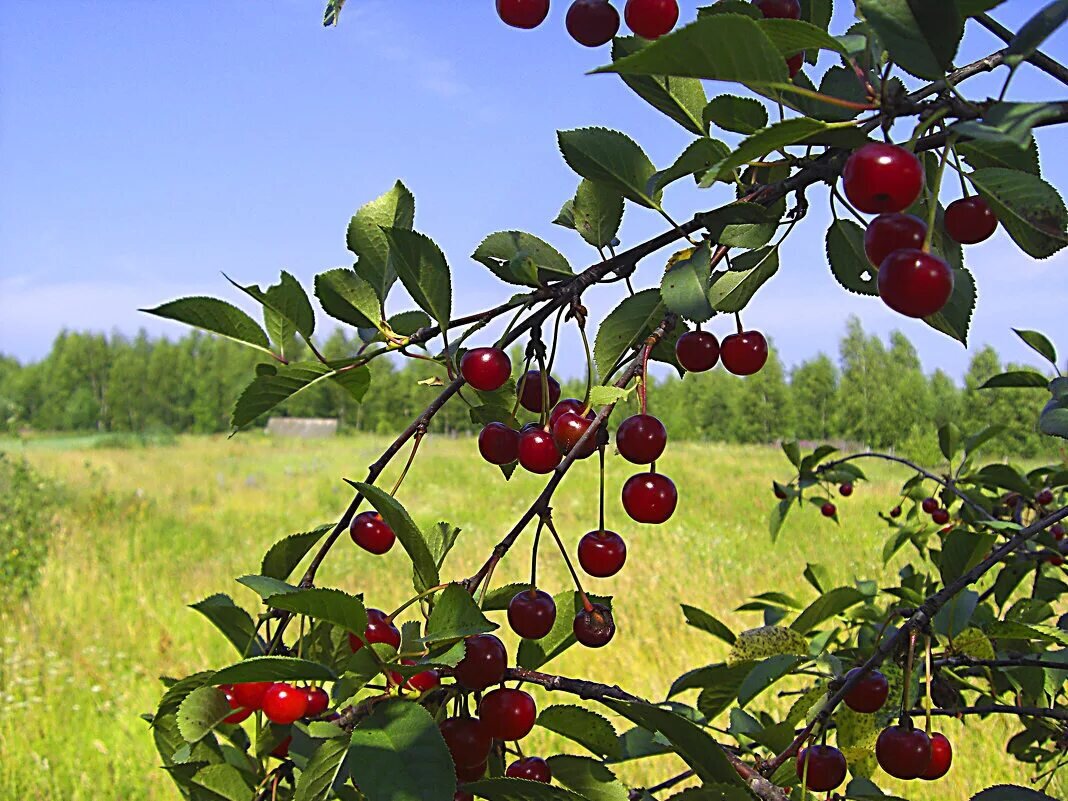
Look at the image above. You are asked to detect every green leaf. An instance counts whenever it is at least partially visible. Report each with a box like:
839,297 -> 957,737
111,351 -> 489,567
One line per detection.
769,498 -> 792,542
355,483 -> 439,594
1005,1 -> 1068,67
382,228 -> 452,332
349,701 -> 455,801
177,686 -> 232,743
294,737 -> 351,801
566,180 -> 625,248
610,37 -> 708,135
939,422 -> 962,460
697,1 -> 762,19
973,463 -> 1033,495
703,95 -> 768,135
347,181 -> 416,303
463,779 -> 588,801
594,288 -> 668,379
924,266 -> 976,345
700,118 -> 830,185
232,362 -> 369,430
1041,379 -> 1068,438
857,0 -> 963,80
189,594 -> 262,657
661,240 -> 715,323
940,530 -> 997,586
261,525 -> 331,581
791,587 -> 866,634
728,626 -> 808,665
547,755 -> 628,801
708,248 -> 779,312
558,128 -> 661,209
757,18 -> 850,58
315,268 -> 381,329
425,521 -> 462,574
423,584 -> 498,645
518,591 -> 611,670
738,655 -> 802,707
980,370 -> 1050,389
958,136 -> 1040,176
537,705 -> 620,760
959,0 -> 1007,15
141,297 -> 272,354
933,589 -> 978,639
968,168 -> 1068,259
826,220 -> 878,296
1014,328 -> 1058,365
588,385 -> 632,407
970,786 -> 1060,801
230,271 -> 316,343
211,656 -> 336,685
190,764 -> 254,801
237,574 -> 298,600
954,102 -> 1064,150
648,139 -> 733,196
682,605 -> 736,645
472,231 -> 574,287
266,588 -> 367,634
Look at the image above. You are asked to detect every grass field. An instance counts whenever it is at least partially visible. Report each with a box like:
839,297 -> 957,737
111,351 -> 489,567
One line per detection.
0,434 -> 1062,800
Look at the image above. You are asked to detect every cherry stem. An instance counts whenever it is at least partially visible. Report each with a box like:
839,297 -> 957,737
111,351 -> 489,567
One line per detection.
578,321 -> 594,409
657,206 -> 698,246
734,312 -> 744,335
924,634 -> 933,736
542,514 -> 592,612
949,144 -> 970,196
512,355 -> 533,418
598,446 -> 606,533
389,431 -> 424,498
546,305 -> 565,378
530,518 -> 544,591
536,350 -> 550,429
387,583 -> 450,623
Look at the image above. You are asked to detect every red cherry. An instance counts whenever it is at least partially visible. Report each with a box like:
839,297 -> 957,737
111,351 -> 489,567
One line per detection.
578,530 -> 627,577
890,505 -> 902,518
1037,488 -> 1055,506
864,213 -> 927,268
839,483 -> 854,497
508,589 -> 557,640
401,660 -> 440,693
478,422 -> 520,465
773,483 -> 787,500
786,53 -> 803,78
932,508 -> 950,525
622,472 -> 677,524
843,668 -> 889,713
518,370 -> 562,413
921,497 -> 939,514
229,681 -> 272,710
456,760 -> 487,782
349,608 -> 401,652
566,0 -> 620,46
479,688 -> 537,741
454,634 -> 507,690
552,411 -> 598,458
270,736 -> 292,759
795,745 -> 847,792
616,414 -> 667,464
219,685 -> 253,724
574,603 -> 616,647
440,716 -> 492,768
1052,524 -> 1065,541
496,0 -> 550,29
945,197 -> 997,245
675,330 -> 720,372
842,143 -> 924,214
821,502 -> 836,518
1048,555 -> 1065,566
460,347 -> 512,392
754,0 -> 801,19
507,756 -> 552,783
720,331 -> 768,376
303,686 -> 330,718
921,732 -> 952,780
876,725 -> 932,780
549,398 -> 590,429
624,0 -> 679,39
261,683 -> 309,725
350,511 -> 396,555
877,249 -> 954,318
518,427 -> 563,474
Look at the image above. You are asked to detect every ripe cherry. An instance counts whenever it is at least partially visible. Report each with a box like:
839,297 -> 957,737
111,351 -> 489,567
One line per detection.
349,608 -> 401,653
566,0 -> 620,47
890,505 -> 902,518
675,330 -> 720,372
839,483 -> 854,497
552,411 -> 597,458
624,0 -> 679,39
877,249 -> 954,318
578,530 -> 627,577
230,681 -> 272,710
460,347 -> 512,392
508,589 -> 557,640
270,736 -> 292,759
616,414 -> 667,464
932,508 -> 950,525
496,0 -> 550,29
549,398 -> 590,429
786,53 -> 803,78
479,688 -> 537,741
795,745 -> 847,792
1048,554 -> 1065,566
304,686 -> 330,718
261,683 -> 309,725
945,196 -> 998,245
456,761 -> 487,782
454,633 -> 507,690
518,426 -> 563,474
921,497 -> 939,514
721,331 -> 768,376
821,502 -> 836,518
754,0 -> 801,19
219,685 -> 253,724
1053,524 -> 1065,541
350,511 -> 396,555
1037,488 -> 1055,506
843,668 -> 890,713
507,757 -> 552,783
479,422 -> 520,465
518,370 -> 561,413
921,732 -> 952,780
440,717 -> 492,768
401,660 -> 440,693
876,725 -> 932,780
622,472 -> 677,524
842,143 -> 924,214
574,603 -> 616,647
864,213 -> 927,268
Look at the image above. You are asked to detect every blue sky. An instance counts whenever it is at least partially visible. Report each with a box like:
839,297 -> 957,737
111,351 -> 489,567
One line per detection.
1,0 -> 1065,379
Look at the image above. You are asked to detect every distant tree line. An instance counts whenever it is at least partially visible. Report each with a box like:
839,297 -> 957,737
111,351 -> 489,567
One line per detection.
0,317 -> 1057,458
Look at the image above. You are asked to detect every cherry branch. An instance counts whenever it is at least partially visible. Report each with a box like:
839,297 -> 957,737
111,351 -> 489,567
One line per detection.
905,705 -> 1068,722
976,14 -> 1068,88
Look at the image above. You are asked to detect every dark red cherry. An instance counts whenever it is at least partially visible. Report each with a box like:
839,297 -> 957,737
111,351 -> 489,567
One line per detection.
877,249 -> 954,318
506,756 -> 552,783
773,483 -> 788,500
720,331 -> 768,376
552,411 -> 597,458
270,736 -> 292,759
786,53 -> 803,78
460,347 -> 512,392
350,510 -> 396,555
508,589 -> 557,640
616,414 -> 667,464
839,483 -> 854,497
754,0 -> 801,19
843,143 -> 924,214
821,502 -> 836,518
518,427 -> 563,474
578,530 -> 627,577
876,725 -> 932,780
675,330 -> 720,372
549,398 -> 590,429
1037,488 -> 1055,506
795,745 -> 847,792
921,497 -> 939,514
864,213 -> 927,268
303,686 -> 330,718
440,716 -> 492,768
219,685 -> 253,724
932,508 -> 950,525
401,660 -> 440,693
478,422 -> 520,465
518,370 -> 562,413
456,760 -> 487,782
890,505 -> 902,518
454,794 -> 474,801
566,0 -> 620,47
479,688 -> 537,741
1052,523 -> 1065,541
921,732 -> 952,780
261,683 -> 309,725
843,668 -> 889,713
349,608 -> 401,653
454,634 -> 507,690
496,0 -> 550,29
624,0 -> 679,39
622,472 -> 677,524
230,681 -> 272,710
945,196 -> 997,245
574,603 -> 616,647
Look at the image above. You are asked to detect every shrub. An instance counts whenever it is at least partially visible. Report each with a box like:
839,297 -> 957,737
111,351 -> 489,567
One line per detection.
0,453 -> 57,599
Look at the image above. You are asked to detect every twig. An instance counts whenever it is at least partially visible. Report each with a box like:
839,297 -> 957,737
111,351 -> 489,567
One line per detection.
976,14 -> 1068,88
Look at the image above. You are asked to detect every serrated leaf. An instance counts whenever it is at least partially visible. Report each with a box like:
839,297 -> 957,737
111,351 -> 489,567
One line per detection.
1014,328 -> 1058,365
728,626 -> 808,665
177,686 -> 232,743
355,483 -> 439,594
191,764 -> 254,801
537,706 -> 620,760
969,167 -> 1068,259
315,268 -> 380,329
648,138 -> 732,196
758,18 -> 850,58
924,266 -> 975,345
294,737 -> 350,801
594,289 -> 667,379
232,362 -> 369,430
558,128 -> 661,209
791,587 -> 866,634
704,95 -> 769,135
382,227 -> 452,332
211,656 -> 336,685
568,179 -> 625,248
958,138 -> 1040,176
954,102 -> 1064,150
610,36 -> 708,135
237,574 -> 298,600
700,118 -> 830,185
472,231 -> 574,286
857,0 -> 963,80
189,594 -> 263,657
588,385 -> 631,407
423,583 -> 498,645
826,220 -> 878,296
708,248 -> 779,312
980,370 -> 1050,389
141,297 -> 272,354
347,181 -> 415,303
547,755 -> 628,801
661,240 -> 715,323
266,588 -> 367,634
1005,0 -> 1068,67
261,525 -> 331,581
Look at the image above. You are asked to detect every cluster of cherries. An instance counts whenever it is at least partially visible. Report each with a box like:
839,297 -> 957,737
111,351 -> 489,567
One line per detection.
843,142 -> 998,320
1007,487 -> 1066,565
217,680 -> 331,758
920,495 -> 952,526
795,666 -> 952,791
675,327 -> 769,376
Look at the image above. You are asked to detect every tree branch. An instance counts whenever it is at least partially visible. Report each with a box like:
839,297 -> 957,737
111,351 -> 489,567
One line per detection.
976,14 -> 1068,88
906,705 -> 1068,722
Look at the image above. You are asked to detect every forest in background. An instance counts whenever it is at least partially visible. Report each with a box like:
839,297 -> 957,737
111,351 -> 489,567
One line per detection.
0,317 -> 1058,459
